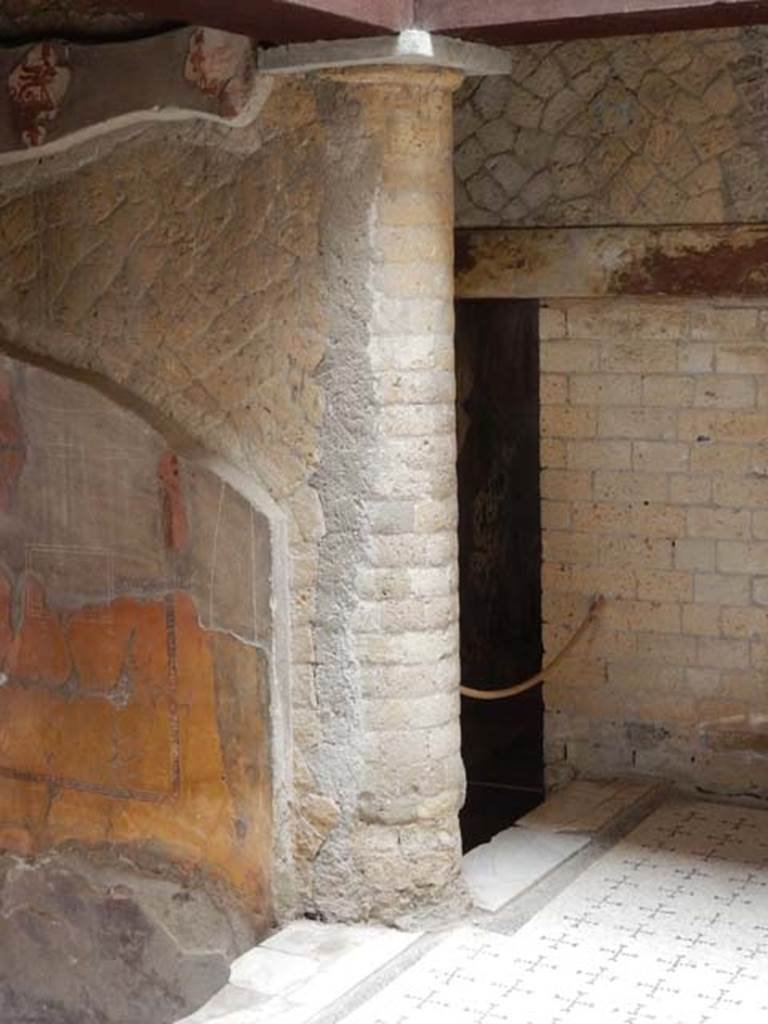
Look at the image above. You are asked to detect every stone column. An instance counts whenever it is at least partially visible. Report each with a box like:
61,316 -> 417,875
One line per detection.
308,66 -> 467,922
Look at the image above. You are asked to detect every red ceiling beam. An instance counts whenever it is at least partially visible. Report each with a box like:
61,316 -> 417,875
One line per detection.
116,0 -> 411,42
415,0 -> 768,43
105,0 -> 768,44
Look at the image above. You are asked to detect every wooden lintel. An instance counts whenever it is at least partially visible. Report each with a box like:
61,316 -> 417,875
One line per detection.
97,0 -> 768,44
455,225 -> 768,299
417,0 -> 768,43
116,0 -> 410,42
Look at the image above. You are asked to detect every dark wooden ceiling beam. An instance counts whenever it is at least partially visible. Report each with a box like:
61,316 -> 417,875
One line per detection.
116,0 -> 411,42
415,0 -> 768,43
108,0 -> 768,44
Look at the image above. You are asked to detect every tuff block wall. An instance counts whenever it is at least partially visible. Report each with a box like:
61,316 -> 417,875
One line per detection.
455,26 -> 768,228
541,298 -> 768,800
455,24 -> 768,804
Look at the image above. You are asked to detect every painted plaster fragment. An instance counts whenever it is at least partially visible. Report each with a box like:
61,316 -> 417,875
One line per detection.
8,42 -> 71,147
185,27 -> 254,118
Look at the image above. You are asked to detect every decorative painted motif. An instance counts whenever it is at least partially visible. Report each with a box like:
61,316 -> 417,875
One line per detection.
0,29 -> 270,161
8,41 -> 70,147
158,450 -> 189,552
0,370 -> 24,511
185,27 -> 254,118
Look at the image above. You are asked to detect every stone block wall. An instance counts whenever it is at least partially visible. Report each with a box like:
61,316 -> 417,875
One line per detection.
541,298 -> 768,800
455,26 -> 768,227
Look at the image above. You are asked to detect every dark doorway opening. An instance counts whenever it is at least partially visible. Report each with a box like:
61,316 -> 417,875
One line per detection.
455,299 -> 544,853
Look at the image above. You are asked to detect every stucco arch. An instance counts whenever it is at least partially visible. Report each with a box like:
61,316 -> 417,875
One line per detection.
0,86 -> 326,912
0,60 -> 469,924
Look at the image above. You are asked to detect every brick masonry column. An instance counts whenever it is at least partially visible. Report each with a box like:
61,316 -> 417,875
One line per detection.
309,66 -> 467,921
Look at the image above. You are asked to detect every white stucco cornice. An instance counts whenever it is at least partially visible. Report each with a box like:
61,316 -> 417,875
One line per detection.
257,29 -> 512,76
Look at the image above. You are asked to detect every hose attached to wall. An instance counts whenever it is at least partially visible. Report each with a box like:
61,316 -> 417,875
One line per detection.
459,595 -> 606,701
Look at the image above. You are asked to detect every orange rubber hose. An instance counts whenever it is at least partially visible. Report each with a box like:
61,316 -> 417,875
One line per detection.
460,594 -> 606,701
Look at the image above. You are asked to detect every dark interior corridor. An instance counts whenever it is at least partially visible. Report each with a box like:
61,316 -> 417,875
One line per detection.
455,299 -> 544,852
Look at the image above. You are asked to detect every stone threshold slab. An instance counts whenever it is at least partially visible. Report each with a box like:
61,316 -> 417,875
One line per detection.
175,920 -> 422,1024
462,776 -> 664,912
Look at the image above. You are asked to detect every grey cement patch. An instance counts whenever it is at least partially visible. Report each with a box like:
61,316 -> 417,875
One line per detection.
0,851 -> 254,1024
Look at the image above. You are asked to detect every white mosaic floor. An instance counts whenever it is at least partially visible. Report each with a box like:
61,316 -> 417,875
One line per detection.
341,800 -> 768,1024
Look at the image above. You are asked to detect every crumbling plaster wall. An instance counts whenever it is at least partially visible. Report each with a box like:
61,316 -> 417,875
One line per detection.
455,26 -> 768,227
0,357 -> 272,1022
1,83 -> 326,913
0,66 -> 465,922
0,357 -> 274,908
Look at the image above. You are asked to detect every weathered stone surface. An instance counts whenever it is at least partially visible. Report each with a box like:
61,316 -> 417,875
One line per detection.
0,851 -> 251,1024
700,714 -> 768,754
0,80 -> 318,931
455,26 -> 768,227
539,297 -> 768,803
455,225 -> 768,300
306,66 -> 466,922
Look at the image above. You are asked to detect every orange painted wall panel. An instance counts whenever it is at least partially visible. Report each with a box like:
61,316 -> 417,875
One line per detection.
0,362 -> 273,928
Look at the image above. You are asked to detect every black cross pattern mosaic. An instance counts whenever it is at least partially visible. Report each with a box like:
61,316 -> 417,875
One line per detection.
344,801 -> 768,1024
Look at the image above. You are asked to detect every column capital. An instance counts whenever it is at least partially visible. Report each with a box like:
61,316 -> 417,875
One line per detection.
258,29 -> 511,79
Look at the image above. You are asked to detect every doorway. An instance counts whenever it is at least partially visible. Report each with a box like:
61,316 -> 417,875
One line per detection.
455,299 -> 544,852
